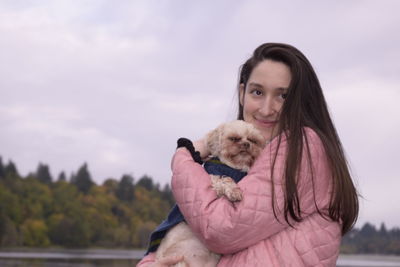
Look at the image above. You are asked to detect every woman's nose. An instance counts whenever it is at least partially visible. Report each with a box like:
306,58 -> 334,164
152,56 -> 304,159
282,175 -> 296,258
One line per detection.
258,97 -> 275,116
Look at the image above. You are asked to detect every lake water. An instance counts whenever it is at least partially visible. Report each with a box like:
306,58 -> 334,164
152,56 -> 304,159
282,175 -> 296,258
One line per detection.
1,249 -> 400,266
0,248 -> 143,266
337,254 -> 400,267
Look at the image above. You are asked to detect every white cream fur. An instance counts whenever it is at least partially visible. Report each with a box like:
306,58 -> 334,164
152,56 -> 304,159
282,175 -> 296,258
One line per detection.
155,120 -> 266,266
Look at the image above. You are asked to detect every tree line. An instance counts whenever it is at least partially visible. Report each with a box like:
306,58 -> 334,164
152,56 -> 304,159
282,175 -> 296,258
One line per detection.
341,222 -> 400,255
0,156 -> 174,248
1,156 -> 400,255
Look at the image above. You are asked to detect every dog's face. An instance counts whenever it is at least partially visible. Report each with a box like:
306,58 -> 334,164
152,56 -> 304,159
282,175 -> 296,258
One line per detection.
206,120 -> 266,171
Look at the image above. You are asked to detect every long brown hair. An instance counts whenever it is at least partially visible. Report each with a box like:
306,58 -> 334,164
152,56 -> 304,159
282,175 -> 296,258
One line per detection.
237,43 -> 358,235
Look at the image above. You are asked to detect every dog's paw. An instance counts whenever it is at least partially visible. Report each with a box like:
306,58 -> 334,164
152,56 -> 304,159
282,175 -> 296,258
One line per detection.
225,186 -> 243,202
219,176 -> 243,202
210,175 -> 243,202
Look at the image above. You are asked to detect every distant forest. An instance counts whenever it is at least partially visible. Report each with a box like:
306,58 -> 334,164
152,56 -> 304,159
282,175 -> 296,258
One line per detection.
341,223 -> 400,255
1,156 -> 399,255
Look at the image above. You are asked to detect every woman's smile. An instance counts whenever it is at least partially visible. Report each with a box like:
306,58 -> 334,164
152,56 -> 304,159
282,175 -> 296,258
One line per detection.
240,59 -> 291,139
253,117 -> 278,128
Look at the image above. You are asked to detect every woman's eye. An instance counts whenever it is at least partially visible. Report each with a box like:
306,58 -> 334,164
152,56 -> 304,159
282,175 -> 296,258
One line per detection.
279,93 -> 287,100
250,89 -> 262,96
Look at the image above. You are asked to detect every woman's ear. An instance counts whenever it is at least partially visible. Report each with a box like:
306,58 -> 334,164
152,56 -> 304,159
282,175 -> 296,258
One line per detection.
239,83 -> 245,106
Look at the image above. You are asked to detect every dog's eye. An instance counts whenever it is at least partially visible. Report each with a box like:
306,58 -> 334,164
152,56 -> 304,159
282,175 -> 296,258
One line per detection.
229,136 -> 241,142
248,138 -> 258,145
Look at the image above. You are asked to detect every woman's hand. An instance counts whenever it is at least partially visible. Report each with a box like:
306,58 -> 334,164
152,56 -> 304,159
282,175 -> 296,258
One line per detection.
151,255 -> 184,267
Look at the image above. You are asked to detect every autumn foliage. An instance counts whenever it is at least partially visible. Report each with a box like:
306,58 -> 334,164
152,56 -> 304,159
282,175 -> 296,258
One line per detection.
0,157 -> 173,248
1,156 -> 399,255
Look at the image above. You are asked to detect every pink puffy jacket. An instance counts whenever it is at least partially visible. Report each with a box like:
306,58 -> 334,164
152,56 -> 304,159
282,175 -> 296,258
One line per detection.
137,128 -> 341,266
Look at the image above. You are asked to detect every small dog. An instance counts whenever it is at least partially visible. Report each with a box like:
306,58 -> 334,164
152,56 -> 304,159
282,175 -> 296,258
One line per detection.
155,120 -> 266,267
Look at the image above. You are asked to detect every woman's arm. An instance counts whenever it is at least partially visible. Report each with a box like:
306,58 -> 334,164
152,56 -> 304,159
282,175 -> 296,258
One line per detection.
171,128 -> 331,254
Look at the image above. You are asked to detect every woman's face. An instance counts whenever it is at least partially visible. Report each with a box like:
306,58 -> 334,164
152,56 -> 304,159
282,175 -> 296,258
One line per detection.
240,59 -> 291,140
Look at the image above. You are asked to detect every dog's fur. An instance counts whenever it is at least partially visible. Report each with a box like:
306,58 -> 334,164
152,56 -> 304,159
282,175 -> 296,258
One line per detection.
155,120 -> 266,266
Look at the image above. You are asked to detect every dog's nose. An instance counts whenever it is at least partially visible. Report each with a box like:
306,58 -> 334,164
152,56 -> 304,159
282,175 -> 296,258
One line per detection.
241,142 -> 250,149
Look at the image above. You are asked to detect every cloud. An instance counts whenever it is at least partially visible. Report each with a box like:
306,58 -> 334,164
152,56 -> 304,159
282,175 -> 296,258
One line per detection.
324,72 -> 400,227
0,104 -> 133,181
0,0 -> 399,226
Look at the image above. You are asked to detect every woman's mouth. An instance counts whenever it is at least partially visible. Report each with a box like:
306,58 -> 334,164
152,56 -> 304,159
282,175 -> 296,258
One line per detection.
255,118 -> 278,128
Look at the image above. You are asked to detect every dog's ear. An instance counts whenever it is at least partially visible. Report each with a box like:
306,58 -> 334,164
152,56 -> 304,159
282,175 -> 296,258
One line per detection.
205,125 -> 223,156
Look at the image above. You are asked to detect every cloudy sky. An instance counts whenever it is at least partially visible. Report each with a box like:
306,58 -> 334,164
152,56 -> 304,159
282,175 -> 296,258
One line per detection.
0,0 -> 399,228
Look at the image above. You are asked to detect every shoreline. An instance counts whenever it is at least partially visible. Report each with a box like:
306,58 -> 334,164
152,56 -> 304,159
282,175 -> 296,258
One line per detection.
1,249 -> 400,265
0,248 -> 146,260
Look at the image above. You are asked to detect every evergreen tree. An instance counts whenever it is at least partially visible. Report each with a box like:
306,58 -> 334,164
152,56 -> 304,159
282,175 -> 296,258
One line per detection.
57,171 -> 67,182
380,222 -> 388,237
0,157 -> 4,178
71,163 -> 94,194
136,175 -> 154,191
36,163 -> 53,184
360,222 -> 377,238
4,160 -> 18,177
69,172 -> 75,183
116,174 -> 135,202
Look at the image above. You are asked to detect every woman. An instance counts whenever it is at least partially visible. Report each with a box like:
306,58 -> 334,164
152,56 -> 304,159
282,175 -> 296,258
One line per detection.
137,43 -> 358,266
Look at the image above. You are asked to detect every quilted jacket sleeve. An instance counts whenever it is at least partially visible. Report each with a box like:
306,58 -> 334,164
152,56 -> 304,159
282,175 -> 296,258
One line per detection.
171,128 -> 332,255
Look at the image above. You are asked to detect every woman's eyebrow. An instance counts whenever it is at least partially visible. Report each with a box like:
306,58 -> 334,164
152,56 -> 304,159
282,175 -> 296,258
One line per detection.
248,82 -> 288,91
276,87 -> 288,91
248,82 -> 263,88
